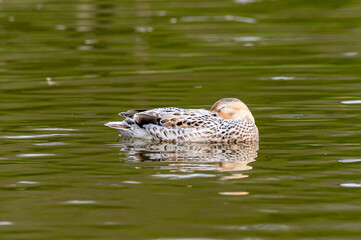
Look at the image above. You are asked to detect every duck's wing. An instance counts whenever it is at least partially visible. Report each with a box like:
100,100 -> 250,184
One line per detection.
144,118 -> 258,143
114,107 -> 221,142
133,108 -> 215,128
110,107 -> 190,131
127,108 -> 217,142
119,109 -> 147,118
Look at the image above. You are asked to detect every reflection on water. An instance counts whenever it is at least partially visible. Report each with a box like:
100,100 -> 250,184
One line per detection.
117,137 -> 258,180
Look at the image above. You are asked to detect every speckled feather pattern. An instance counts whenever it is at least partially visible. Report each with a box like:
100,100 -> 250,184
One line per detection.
107,106 -> 259,143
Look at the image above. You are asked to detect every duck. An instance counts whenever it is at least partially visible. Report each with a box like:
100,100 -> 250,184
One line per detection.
105,98 -> 259,143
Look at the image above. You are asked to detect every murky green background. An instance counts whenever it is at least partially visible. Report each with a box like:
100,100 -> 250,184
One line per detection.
1,0 -> 361,239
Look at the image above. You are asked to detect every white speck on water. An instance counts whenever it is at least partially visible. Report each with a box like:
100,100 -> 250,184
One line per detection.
271,76 -> 295,80
243,43 -> 254,47
17,181 -> 39,184
18,153 -> 56,158
194,85 -> 202,88
342,52 -> 358,57
46,77 -> 58,86
340,183 -> 361,188
152,173 -> 216,179
55,25 -> 66,30
0,221 -> 13,226
170,18 -> 178,24
338,159 -> 361,163
341,100 -> 361,104
8,16 -> 15,22
63,200 -> 97,204
122,181 -> 141,184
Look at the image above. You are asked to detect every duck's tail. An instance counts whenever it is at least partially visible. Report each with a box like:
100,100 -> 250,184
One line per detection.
105,121 -> 130,130
105,121 -> 153,139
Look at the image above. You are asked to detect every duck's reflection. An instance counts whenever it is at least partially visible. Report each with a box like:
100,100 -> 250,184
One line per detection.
117,138 -> 259,180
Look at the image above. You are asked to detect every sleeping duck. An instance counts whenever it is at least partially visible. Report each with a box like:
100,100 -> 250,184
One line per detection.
105,98 -> 259,143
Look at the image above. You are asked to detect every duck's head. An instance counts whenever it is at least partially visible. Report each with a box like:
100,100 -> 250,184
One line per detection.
210,98 -> 255,123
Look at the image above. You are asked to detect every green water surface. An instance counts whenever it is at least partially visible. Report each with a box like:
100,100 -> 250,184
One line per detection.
1,0 -> 361,239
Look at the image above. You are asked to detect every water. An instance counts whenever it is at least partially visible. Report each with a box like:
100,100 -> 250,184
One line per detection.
1,0 -> 360,239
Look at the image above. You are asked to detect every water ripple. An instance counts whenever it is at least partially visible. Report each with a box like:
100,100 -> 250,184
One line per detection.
340,183 -> 361,188
2,134 -> 73,139
234,0 -> 260,4
63,200 -> 97,205
178,15 -> 257,24
342,52 -> 358,57
0,221 -> 14,226
219,192 -> 249,196
227,223 -> 290,231
152,238 -> 222,240
271,76 -> 295,80
233,36 -> 262,42
34,142 -> 69,146
123,181 -> 141,184
338,159 -> 361,163
341,100 -> 361,104
17,153 -> 56,158
31,128 -> 78,131
152,173 -> 216,179
17,181 -> 39,184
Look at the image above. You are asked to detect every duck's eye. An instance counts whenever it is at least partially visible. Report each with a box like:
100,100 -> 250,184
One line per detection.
219,106 -> 227,112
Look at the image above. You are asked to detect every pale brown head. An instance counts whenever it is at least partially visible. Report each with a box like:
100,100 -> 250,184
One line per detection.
210,98 -> 255,123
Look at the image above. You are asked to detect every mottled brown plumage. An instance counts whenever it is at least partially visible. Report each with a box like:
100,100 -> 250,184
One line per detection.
105,98 -> 259,143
